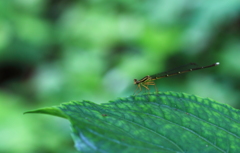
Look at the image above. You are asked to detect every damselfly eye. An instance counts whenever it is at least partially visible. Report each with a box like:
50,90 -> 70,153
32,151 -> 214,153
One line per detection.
133,79 -> 138,84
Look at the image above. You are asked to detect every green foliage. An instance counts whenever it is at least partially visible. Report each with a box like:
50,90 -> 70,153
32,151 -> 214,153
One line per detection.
1,0 -> 240,152
25,92 -> 240,153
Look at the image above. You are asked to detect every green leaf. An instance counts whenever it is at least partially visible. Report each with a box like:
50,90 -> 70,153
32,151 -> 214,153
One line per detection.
24,92 -> 240,153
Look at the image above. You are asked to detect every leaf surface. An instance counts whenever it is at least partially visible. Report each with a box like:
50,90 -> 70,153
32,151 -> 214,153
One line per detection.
25,92 -> 240,153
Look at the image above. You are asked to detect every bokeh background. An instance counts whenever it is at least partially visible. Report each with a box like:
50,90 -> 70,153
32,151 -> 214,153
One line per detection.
1,0 -> 240,152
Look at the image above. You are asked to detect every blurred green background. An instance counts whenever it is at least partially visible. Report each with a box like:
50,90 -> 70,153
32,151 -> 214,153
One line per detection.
1,0 -> 240,152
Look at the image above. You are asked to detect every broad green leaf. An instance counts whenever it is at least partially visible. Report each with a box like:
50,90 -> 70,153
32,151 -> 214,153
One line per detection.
25,92 -> 240,153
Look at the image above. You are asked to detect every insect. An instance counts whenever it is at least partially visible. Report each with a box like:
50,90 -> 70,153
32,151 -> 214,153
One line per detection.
133,62 -> 220,95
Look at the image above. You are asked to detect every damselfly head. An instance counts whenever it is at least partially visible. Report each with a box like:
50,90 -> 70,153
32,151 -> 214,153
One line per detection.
134,79 -> 138,84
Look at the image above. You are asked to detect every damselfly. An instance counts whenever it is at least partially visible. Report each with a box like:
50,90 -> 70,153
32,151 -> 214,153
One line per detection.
133,62 -> 220,94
